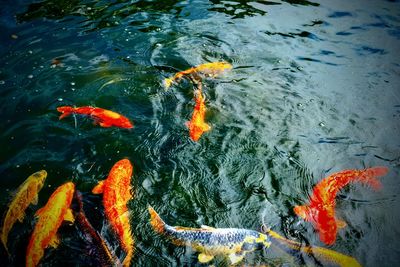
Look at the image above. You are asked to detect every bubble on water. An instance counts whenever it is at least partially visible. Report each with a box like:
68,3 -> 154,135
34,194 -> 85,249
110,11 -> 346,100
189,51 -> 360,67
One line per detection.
58,98 -> 63,102
16,165 -> 20,168
0,81 -> 5,85
70,82 -> 75,86
71,88 -> 75,91
28,74 -> 33,79
319,122 -> 325,127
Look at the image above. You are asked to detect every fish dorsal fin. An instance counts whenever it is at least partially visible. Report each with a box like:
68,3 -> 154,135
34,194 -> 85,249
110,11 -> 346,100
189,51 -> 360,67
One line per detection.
64,208 -> 75,223
198,253 -> 214,263
336,218 -> 347,229
200,225 -> 215,230
92,180 -> 105,194
35,206 -> 45,218
31,195 -> 39,205
229,253 -> 245,264
49,234 -> 60,248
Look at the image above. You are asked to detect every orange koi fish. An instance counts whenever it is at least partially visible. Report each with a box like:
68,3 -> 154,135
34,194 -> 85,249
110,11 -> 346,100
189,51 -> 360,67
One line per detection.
1,170 -> 47,254
92,159 -> 134,267
186,89 -> 211,141
57,106 -> 133,129
294,166 -> 389,245
264,228 -> 361,267
73,190 -> 120,267
164,61 -> 232,89
26,182 -> 75,267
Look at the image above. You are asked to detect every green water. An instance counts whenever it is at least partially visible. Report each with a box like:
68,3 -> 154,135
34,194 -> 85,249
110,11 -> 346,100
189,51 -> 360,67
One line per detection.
0,0 -> 399,266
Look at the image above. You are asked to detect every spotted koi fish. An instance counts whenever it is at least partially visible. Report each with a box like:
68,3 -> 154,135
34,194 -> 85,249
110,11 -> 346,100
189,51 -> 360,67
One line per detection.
186,89 -> 211,141
148,206 -> 271,265
26,182 -> 75,267
57,106 -> 133,129
1,170 -> 47,254
164,61 -> 232,89
73,190 -> 120,267
294,166 -> 389,245
265,228 -> 361,267
92,159 -> 134,267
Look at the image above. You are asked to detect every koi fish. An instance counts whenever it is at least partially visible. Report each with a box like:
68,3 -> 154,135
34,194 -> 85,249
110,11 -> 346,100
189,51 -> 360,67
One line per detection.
164,61 -> 232,89
148,206 -> 271,265
73,190 -> 120,267
92,159 -> 134,267
57,106 -> 133,129
1,170 -> 47,254
264,228 -> 361,267
294,166 -> 389,245
186,89 -> 211,141
26,182 -> 75,267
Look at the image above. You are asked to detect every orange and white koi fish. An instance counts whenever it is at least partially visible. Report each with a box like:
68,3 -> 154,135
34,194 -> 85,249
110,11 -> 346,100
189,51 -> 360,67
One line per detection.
57,106 -> 133,129
186,89 -> 211,141
294,166 -> 389,245
148,206 -> 271,265
264,228 -> 361,267
1,170 -> 47,254
26,182 -> 75,267
92,159 -> 134,267
73,190 -> 120,267
164,61 -> 232,89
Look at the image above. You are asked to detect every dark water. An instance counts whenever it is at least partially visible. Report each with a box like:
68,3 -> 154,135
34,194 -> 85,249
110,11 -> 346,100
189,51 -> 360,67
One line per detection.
1,0 -> 399,266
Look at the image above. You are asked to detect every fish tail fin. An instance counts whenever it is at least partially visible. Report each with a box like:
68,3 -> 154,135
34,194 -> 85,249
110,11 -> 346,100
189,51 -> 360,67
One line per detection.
360,166 -> 389,190
294,205 -> 310,221
122,250 -> 133,267
1,233 -> 10,256
202,123 -> 211,132
148,206 -> 166,235
57,106 -> 75,119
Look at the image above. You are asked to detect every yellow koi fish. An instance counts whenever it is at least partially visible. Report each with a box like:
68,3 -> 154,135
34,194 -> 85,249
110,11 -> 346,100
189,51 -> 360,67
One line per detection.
92,159 -> 134,267
164,61 -> 232,89
149,206 -> 271,265
1,170 -> 47,254
26,182 -> 75,267
265,228 -> 362,267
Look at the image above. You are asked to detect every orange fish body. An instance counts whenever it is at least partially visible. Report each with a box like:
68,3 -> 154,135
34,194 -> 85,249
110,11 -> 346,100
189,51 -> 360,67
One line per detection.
294,166 -> 389,245
26,182 -> 75,267
164,61 -> 232,88
57,106 -> 133,128
92,159 -> 134,267
186,90 -> 211,141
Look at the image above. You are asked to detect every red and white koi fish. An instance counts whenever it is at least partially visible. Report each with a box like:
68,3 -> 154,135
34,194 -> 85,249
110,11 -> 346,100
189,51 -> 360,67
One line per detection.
92,159 -> 134,267
1,170 -> 47,254
294,166 -> 389,245
26,182 -> 75,267
186,89 -> 211,141
57,106 -> 133,128
164,61 -> 232,89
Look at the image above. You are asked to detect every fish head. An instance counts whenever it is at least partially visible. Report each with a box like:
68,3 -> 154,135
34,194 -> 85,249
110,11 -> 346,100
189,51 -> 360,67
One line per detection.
119,117 -> 134,129
32,170 -> 48,188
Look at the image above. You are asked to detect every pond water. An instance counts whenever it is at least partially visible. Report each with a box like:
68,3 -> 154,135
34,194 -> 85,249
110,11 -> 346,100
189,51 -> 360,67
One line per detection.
0,0 -> 399,266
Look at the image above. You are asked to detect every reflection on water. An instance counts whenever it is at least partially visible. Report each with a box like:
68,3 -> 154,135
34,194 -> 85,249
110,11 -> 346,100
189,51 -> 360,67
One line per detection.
0,0 -> 399,266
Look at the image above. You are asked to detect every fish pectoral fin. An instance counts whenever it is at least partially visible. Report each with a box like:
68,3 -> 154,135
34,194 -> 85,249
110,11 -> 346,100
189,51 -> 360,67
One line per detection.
229,253 -> 245,264
35,207 -> 45,218
99,122 -> 112,128
64,208 -> 75,223
336,218 -> 347,229
92,180 -> 105,194
49,234 -> 60,248
200,225 -> 215,230
202,123 -> 211,132
294,205 -> 309,221
198,253 -> 214,263
31,195 -> 39,205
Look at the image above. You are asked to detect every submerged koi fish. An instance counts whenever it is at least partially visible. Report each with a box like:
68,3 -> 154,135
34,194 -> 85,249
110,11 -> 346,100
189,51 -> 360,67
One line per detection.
73,190 -> 120,267
92,159 -> 134,267
26,182 -> 75,267
1,170 -> 47,254
186,89 -> 211,141
294,166 -> 389,245
265,228 -> 361,267
148,206 -> 271,265
57,106 -> 133,129
164,61 -> 232,89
